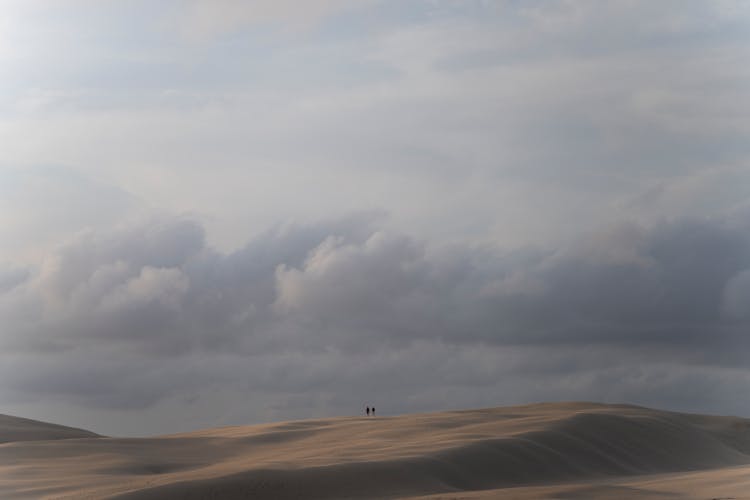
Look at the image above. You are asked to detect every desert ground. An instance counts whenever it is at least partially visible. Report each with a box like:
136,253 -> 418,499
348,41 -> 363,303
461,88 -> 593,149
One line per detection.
1,402 -> 749,499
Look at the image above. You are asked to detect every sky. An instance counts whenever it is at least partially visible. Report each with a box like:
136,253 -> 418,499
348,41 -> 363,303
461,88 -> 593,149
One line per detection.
1,0 -> 749,436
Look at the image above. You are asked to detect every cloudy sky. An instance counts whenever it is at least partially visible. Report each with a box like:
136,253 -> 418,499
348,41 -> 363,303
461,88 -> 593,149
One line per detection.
1,0 -> 749,436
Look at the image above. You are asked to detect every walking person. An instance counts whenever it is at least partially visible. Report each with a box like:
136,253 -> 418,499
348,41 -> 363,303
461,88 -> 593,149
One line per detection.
366,406 -> 370,416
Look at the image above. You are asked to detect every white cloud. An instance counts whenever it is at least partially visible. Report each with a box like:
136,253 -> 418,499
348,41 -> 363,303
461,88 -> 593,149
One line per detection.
102,266 -> 190,311
1,1 -> 748,254
176,0 -> 372,40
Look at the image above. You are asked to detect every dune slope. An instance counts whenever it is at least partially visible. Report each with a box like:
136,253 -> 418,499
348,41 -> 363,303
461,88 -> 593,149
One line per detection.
0,413 -> 100,444
1,403 -> 749,499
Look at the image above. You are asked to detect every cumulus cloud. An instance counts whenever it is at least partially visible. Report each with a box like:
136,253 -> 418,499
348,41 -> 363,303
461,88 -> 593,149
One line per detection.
1,212 -> 749,434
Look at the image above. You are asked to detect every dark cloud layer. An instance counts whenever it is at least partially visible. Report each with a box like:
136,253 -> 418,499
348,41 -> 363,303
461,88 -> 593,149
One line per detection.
1,212 -> 749,433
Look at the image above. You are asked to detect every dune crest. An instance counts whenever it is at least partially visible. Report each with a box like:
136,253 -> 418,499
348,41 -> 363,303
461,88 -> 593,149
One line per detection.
1,402 -> 749,499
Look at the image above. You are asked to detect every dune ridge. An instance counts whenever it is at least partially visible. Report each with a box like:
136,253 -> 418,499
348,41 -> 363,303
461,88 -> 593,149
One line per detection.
0,413 -> 100,444
1,402 -> 749,499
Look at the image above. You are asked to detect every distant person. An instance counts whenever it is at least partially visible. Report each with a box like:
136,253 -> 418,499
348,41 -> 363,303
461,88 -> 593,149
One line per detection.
366,406 -> 370,416
372,407 -> 375,416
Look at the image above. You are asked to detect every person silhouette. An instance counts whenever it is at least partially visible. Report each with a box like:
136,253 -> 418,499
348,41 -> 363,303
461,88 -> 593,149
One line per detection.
372,407 -> 375,416
366,406 -> 370,416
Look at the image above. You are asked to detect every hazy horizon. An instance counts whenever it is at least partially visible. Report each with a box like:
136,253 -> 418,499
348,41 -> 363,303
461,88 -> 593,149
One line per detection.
1,0 -> 749,437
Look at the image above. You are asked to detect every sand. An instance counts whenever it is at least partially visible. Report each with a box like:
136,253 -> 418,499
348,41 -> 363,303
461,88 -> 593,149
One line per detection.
1,402 -> 749,499
0,414 -> 99,444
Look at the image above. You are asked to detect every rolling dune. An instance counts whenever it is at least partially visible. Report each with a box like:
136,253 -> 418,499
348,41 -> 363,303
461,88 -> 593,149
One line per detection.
1,403 -> 749,499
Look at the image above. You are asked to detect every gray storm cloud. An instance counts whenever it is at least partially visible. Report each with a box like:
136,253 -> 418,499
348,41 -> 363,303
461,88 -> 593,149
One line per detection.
1,212 -> 749,433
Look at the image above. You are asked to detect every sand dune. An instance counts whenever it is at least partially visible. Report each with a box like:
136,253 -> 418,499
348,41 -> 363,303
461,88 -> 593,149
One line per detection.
1,402 -> 749,499
0,414 -> 99,444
